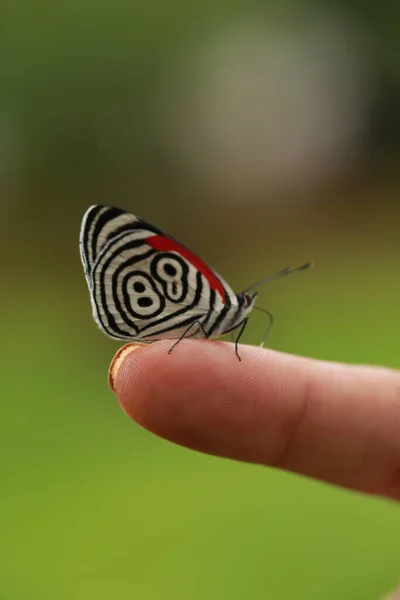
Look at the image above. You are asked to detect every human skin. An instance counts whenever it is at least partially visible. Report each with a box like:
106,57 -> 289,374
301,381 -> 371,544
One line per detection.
109,339 -> 400,502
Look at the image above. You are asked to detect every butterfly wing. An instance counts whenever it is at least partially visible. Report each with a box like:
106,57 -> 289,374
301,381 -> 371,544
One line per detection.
80,205 -> 238,341
80,205 -> 162,282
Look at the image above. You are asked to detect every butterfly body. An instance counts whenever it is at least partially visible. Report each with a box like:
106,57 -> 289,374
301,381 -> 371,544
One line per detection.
80,205 -> 257,349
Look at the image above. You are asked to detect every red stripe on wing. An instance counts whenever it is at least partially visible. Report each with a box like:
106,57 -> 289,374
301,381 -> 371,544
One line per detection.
146,234 -> 226,303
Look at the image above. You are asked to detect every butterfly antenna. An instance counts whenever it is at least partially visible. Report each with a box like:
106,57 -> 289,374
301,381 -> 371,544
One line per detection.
243,262 -> 313,293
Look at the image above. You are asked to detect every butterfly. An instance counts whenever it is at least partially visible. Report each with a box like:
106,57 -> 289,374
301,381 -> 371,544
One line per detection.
80,205 -> 311,360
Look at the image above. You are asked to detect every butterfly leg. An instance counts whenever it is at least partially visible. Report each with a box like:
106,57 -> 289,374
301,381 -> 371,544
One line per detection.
253,306 -> 274,347
168,320 -> 209,355
233,318 -> 249,362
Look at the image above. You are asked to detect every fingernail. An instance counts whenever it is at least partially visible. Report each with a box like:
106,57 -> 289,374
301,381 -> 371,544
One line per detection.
108,343 -> 145,393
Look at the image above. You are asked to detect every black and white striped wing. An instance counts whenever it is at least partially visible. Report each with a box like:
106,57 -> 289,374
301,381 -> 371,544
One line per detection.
79,205 -> 238,342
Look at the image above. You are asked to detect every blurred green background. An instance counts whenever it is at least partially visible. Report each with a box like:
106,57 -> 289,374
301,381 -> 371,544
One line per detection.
2,2 -> 400,599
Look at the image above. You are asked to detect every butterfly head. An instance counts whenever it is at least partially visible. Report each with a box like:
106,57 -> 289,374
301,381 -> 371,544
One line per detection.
240,291 -> 258,312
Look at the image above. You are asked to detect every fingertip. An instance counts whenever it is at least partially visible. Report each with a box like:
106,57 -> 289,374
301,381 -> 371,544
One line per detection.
108,338 -> 258,434
107,339 -> 400,501
108,339 -> 287,459
108,343 -> 147,393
